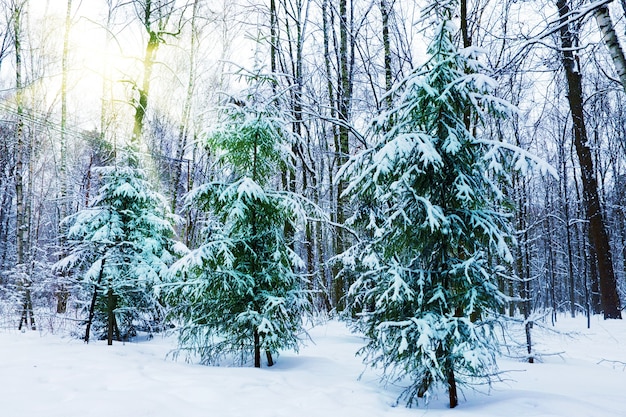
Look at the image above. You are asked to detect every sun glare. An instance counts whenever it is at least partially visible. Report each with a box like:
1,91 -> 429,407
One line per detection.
26,2 -> 144,138
13,1 -> 177,174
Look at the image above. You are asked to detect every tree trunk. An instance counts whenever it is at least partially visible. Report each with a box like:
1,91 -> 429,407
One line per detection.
564,181 -> 576,318
270,0 -> 277,88
100,2 -> 115,146
107,286 -> 116,345
85,287 -> 98,343
85,258 -> 105,343
56,0 -> 73,314
589,240 -> 602,314
170,0 -> 198,212
60,0 -> 71,213
546,212 -> 557,324
254,329 -> 261,368
18,282 -> 35,331
332,0 -> 353,311
13,2 -> 35,331
0,186 -> 11,270
557,0 -> 622,319
132,1 -> 162,145
132,32 -> 158,144
322,0 -> 339,310
380,0 -> 392,107
595,4 -> 626,93
447,366 -> 458,408
13,1 -> 26,273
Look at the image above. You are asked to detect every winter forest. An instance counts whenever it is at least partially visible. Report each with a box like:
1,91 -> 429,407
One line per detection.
1,0 -> 626,411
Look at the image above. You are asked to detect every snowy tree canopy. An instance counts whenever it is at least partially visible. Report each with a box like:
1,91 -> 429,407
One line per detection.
55,161 -> 181,342
339,0 -> 547,408
165,84 -> 311,367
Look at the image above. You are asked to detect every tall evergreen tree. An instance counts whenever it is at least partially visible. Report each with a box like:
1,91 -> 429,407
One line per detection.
165,82 -> 311,367
55,154 -> 180,344
340,1 -> 550,408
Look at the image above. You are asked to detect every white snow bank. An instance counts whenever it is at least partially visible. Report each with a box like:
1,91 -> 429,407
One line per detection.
0,316 -> 625,416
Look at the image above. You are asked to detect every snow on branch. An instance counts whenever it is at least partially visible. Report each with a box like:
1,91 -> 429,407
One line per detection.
478,139 -> 558,178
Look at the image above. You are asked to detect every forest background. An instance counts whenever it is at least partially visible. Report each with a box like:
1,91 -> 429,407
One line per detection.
0,0 -> 625,352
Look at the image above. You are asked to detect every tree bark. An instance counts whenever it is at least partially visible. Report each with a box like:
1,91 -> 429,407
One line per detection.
460,0 -> 471,49
85,258 -> 106,343
545,206 -> 557,324
563,176 -> 576,318
132,30 -> 158,144
56,0 -> 73,314
170,0 -> 198,212
60,0 -> 71,213
595,4 -> 626,93
447,366 -> 458,408
13,1 -> 27,275
557,0 -> 622,319
380,0 -> 392,107
131,0 -> 165,145
12,1 -> 35,331
332,0 -> 353,311
589,239 -> 602,313
322,0 -> 340,310
100,1 -> 116,146
18,288 -> 35,331
254,329 -> 261,368
270,0 -> 277,89
107,285 -> 116,345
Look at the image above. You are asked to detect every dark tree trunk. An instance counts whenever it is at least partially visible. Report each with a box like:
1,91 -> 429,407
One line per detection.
85,286 -> 99,343
460,0 -> 472,130
380,0 -> 392,106
558,122 -> 575,319
18,285 -> 35,331
270,0 -> 277,88
589,242 -> 601,314
332,0 -> 353,311
564,184 -> 576,318
517,175 -> 534,362
107,286 -> 116,345
85,258 -> 105,343
254,329 -> 261,368
322,0 -> 340,310
557,0 -> 622,319
525,319 -> 534,363
460,0 -> 471,49
447,366 -> 458,408
548,225 -> 557,324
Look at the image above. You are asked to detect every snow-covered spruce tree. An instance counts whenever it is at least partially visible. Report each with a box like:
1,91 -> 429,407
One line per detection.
55,152 -> 180,344
340,2 -> 549,408
165,84 -> 310,368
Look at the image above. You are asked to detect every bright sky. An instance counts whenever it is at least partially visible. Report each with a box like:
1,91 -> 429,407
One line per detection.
19,1 -> 146,133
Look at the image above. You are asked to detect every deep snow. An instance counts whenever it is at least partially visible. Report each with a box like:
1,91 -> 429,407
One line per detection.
1,315 -> 625,416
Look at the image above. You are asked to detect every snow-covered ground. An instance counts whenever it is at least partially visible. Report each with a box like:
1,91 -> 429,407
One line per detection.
1,315 -> 625,417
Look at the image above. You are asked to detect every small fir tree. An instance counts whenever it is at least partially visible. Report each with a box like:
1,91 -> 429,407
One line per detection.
165,84 -> 311,367
340,1 -> 549,408
55,155 -> 180,344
